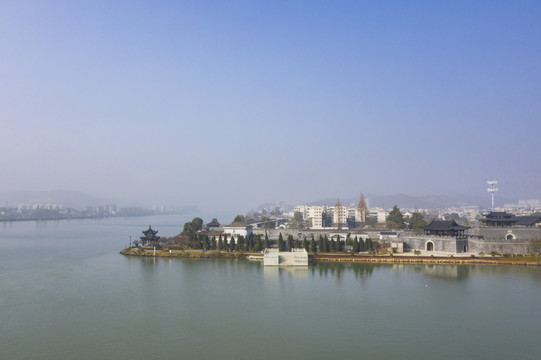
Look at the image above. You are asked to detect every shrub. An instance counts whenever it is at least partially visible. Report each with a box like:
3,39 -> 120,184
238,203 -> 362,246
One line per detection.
413,250 -> 421,256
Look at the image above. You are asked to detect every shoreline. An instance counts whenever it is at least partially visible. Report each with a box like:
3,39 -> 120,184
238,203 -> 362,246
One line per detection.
120,248 -> 541,266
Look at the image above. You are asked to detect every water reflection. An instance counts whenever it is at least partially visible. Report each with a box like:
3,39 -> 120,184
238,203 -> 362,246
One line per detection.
263,266 -> 309,278
392,264 -> 470,280
312,262 -> 376,280
423,265 -> 469,280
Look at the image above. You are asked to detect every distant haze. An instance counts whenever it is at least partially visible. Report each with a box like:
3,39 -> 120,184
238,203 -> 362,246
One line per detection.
1,1 -> 540,212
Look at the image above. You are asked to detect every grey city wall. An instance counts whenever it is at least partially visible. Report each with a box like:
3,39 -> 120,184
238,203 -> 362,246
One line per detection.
466,227 -> 541,254
252,226 -> 540,254
401,235 -> 468,253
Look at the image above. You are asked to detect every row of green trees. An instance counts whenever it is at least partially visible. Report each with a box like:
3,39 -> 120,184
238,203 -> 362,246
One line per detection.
180,217 -> 374,253
187,233 -> 265,252
182,231 -> 374,254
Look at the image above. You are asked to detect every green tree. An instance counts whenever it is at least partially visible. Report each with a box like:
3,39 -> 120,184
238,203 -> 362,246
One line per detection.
352,236 -> 360,253
233,214 -> 245,223
387,205 -> 405,229
210,236 -> 217,250
264,232 -> 270,249
409,212 -> 428,233
253,235 -> 262,252
218,236 -> 223,251
278,233 -> 285,251
292,211 -> 305,229
238,235 -> 245,250
182,217 -> 204,238
201,234 -> 209,250
324,235 -> 330,252
336,236 -> 342,252
287,235 -> 294,252
365,237 -> 373,252
311,235 -> 317,253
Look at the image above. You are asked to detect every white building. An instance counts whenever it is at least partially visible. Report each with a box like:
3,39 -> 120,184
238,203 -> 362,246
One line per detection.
307,205 -> 325,229
333,200 -> 348,228
222,222 -> 253,243
369,208 -> 386,223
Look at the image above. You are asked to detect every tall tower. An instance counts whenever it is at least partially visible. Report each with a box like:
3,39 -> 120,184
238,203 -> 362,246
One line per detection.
356,193 -> 368,223
487,180 -> 498,212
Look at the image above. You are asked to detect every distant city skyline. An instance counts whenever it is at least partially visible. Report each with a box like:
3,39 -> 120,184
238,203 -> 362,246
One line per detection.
1,1 -> 540,212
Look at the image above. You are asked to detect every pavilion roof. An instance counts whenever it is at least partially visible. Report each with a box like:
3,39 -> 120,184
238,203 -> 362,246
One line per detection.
223,221 -> 253,228
424,220 -> 467,231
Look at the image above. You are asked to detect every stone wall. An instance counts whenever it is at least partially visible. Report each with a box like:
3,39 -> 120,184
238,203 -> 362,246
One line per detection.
402,236 -> 467,253
253,227 -> 540,254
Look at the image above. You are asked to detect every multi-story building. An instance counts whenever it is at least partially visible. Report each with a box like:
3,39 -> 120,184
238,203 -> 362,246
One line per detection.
333,200 -> 348,229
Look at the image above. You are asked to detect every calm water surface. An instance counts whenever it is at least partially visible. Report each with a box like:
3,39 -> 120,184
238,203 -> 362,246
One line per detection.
1,215 -> 540,360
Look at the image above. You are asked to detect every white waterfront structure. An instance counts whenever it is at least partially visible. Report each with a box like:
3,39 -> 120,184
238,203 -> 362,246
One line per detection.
263,248 -> 309,266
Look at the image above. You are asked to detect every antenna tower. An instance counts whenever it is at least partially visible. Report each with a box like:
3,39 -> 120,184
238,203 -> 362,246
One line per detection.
487,180 -> 498,212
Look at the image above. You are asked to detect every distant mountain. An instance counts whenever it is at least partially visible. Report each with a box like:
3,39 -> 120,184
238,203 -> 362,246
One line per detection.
0,190 -> 137,209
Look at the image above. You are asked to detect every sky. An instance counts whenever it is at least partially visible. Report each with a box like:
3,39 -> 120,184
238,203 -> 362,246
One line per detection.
1,0 -> 540,212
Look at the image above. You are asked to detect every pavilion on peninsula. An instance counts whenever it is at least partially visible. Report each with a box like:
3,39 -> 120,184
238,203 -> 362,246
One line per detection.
140,226 -> 160,247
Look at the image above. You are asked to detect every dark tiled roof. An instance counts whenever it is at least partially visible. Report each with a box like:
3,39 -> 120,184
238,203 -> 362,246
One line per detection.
514,216 -> 541,226
481,212 -> 541,227
424,220 -> 467,231
206,220 -> 220,227
485,212 -> 513,219
224,221 -> 253,228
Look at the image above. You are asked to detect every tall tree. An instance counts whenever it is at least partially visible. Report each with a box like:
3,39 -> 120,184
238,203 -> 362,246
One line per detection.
352,236 -> 360,253
278,233 -> 285,251
253,235 -> 262,252
287,235 -> 294,252
218,235 -> 223,251
311,235 -> 317,253
292,211 -> 304,229
365,237 -> 373,252
233,214 -> 245,223
318,235 -> 324,253
324,235 -> 330,252
387,205 -> 405,229
182,217 -> 204,238
264,232 -> 270,249
409,212 -> 428,233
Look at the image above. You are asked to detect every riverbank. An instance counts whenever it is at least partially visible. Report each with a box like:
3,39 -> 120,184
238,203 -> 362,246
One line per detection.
311,254 -> 541,266
120,247 -> 245,259
120,247 -> 541,266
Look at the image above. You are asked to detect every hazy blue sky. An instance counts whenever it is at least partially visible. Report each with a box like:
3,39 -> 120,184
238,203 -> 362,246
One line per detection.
1,1 -> 540,212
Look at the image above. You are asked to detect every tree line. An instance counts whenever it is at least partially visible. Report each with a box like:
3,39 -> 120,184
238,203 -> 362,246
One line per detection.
159,217 -> 376,253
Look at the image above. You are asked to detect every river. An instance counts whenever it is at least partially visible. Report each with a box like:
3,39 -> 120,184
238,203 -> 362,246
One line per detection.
1,214 -> 540,360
